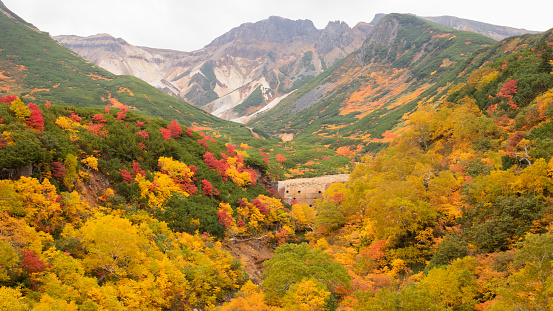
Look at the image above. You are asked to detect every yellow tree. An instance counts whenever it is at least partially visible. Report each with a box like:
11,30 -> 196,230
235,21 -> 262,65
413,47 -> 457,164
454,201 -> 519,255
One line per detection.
0,287 -> 29,311
282,278 -> 330,311
291,203 -> 316,231
220,281 -> 282,311
69,214 -> 149,284
135,172 -> 188,208
12,176 -> 62,229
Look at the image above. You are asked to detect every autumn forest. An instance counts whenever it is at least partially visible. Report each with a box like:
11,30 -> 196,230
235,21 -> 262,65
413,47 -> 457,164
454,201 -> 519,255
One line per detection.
2,1 -> 553,311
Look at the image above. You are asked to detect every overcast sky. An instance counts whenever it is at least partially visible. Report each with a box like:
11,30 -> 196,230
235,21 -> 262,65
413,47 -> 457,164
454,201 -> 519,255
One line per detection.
3,0 -> 552,52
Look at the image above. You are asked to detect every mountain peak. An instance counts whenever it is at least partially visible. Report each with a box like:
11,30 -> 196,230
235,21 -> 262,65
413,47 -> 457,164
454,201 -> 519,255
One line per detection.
206,16 -> 319,47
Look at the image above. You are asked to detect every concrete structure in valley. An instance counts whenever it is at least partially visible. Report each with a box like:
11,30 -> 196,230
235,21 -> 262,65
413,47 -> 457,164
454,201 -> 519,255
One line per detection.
272,174 -> 349,206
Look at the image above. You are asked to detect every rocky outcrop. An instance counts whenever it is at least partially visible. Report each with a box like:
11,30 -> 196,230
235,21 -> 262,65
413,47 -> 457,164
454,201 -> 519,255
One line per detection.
207,16 -> 320,46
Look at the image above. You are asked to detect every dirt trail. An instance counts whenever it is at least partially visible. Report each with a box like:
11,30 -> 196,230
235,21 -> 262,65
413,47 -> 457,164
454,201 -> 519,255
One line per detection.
224,237 -> 274,284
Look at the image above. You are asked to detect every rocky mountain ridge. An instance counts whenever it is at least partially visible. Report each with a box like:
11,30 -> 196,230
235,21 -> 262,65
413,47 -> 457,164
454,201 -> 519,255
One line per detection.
55,14 -> 540,123
55,17 -> 374,122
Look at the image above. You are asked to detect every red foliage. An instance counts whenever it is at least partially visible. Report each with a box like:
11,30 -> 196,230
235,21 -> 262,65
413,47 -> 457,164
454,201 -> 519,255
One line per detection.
69,111 -> 81,123
45,100 -> 51,109
178,180 -> 197,195
498,79 -> 517,100
268,188 -> 279,197
0,95 -> 17,104
51,162 -> 66,180
237,217 -> 245,228
226,144 -> 235,155
137,131 -> 149,139
136,121 -> 144,128
275,229 -> 289,245
328,192 -> 345,204
186,128 -> 193,137
87,122 -> 106,136
203,152 -> 229,177
27,103 -> 44,131
200,132 -> 216,143
202,179 -> 219,196
160,128 -> 172,141
139,142 -> 146,150
487,104 -> 498,114
276,154 -> 287,163
217,209 -> 233,230
21,250 -> 47,274
167,120 -> 183,138
197,138 -> 209,149
92,114 -> 107,123
263,158 -> 269,165
251,198 -> 269,215
0,137 -> 7,149
116,111 -> 126,121
132,161 -> 145,177
502,60 -> 508,70
120,170 -> 134,184
508,131 -> 524,151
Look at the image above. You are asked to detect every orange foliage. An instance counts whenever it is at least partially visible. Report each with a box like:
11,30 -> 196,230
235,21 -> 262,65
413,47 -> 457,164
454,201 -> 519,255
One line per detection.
86,73 -> 112,81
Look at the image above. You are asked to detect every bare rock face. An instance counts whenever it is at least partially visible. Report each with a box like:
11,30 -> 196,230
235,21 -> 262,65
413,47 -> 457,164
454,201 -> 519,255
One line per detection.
207,16 -> 320,46
54,16 -> 374,122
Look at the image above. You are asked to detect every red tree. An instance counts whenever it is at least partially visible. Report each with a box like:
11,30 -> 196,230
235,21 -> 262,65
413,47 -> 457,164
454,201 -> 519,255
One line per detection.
51,162 -> 66,180
160,128 -> 172,141
21,250 -> 47,274
27,103 -> 44,131
167,120 -> 183,138
202,179 -> 219,196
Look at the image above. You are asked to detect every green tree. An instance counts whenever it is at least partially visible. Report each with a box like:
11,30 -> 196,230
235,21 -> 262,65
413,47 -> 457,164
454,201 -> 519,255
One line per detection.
262,243 -> 350,305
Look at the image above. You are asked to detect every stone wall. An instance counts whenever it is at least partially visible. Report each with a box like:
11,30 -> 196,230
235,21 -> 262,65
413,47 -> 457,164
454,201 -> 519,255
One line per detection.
273,174 -> 349,206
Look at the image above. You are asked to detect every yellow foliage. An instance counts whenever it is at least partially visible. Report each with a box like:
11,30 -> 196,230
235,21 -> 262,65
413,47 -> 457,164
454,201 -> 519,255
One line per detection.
226,166 -> 253,187
0,286 -> 28,311
1,131 -> 16,146
157,156 -> 194,180
81,156 -> 98,171
477,70 -> 499,90
55,116 -> 83,133
291,203 -> 316,231
9,98 -> 30,121
99,188 -> 115,202
221,281 -> 282,311
388,258 -> 410,278
282,278 -> 330,311
12,177 -> 62,227
33,293 -> 79,311
135,172 -> 189,208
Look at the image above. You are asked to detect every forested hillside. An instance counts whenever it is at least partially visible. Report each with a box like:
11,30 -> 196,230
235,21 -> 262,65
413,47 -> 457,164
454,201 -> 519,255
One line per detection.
2,0 -> 553,310
0,94 -> 326,309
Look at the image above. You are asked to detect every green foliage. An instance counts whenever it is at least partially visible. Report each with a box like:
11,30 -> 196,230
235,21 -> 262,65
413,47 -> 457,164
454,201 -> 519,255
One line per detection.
262,243 -> 351,304
427,235 -> 468,269
158,194 -> 224,238
233,87 -> 264,115
462,195 -> 547,253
